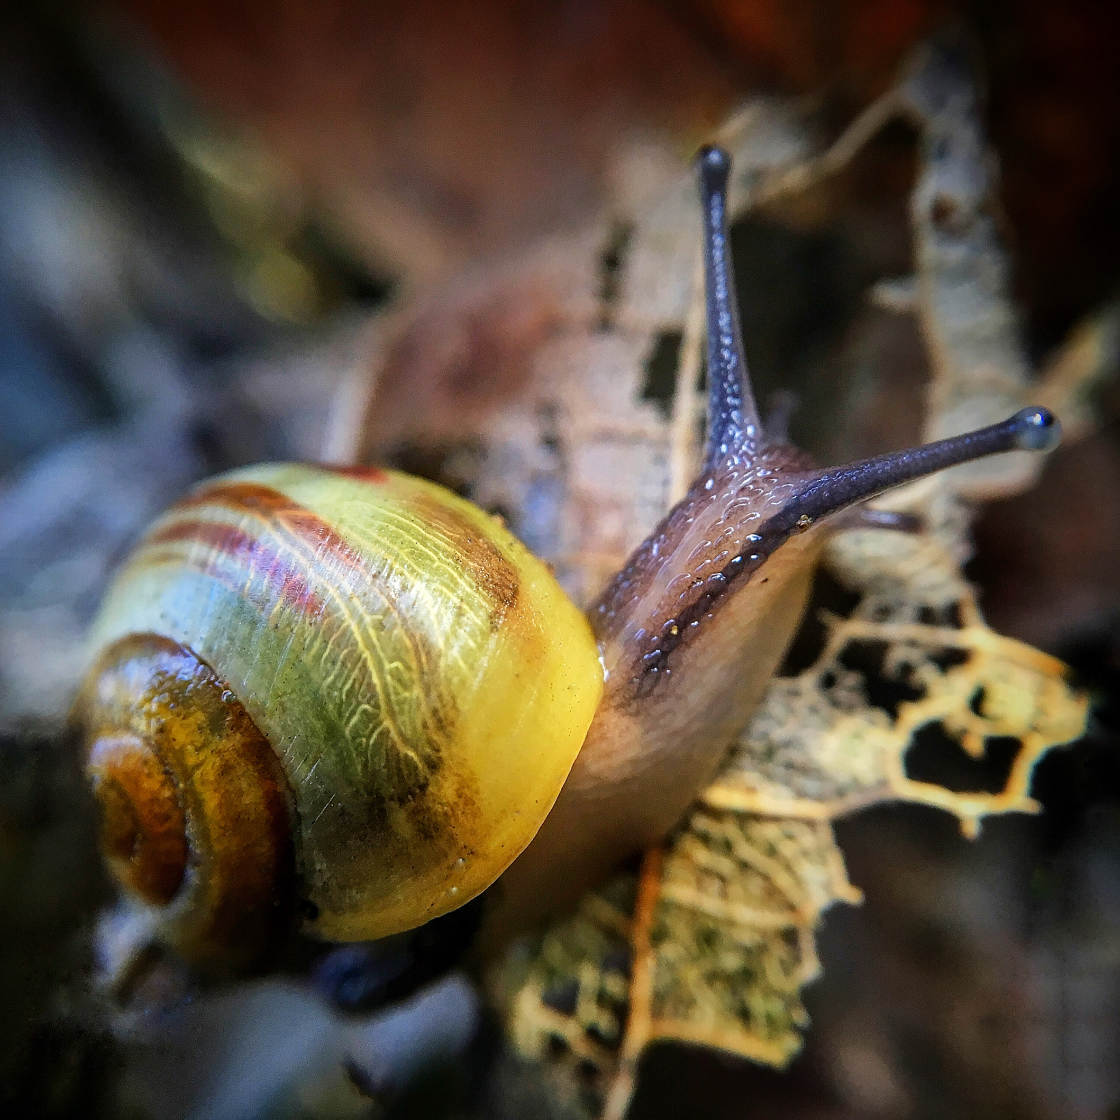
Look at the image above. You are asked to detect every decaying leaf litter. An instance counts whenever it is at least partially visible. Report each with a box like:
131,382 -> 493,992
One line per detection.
326,42 -> 1107,1120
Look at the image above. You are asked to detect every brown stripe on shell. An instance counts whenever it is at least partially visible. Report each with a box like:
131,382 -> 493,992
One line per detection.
173,478 -> 374,592
409,493 -> 521,631
320,464 -> 390,484
177,480 -> 520,631
144,520 -> 325,616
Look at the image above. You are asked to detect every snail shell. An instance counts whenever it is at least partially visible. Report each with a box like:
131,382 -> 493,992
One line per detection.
77,465 -> 602,961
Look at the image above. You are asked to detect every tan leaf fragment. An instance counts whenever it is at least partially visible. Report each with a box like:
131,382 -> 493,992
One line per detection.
609,516 -> 1087,1094
505,518 -> 1088,1120
709,496 -> 1089,836
647,814 -> 860,1060
495,879 -> 636,1120
496,36 -> 1100,1120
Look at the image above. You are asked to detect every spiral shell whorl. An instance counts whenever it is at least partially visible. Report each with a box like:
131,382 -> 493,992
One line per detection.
80,635 -> 293,964
83,465 -> 603,947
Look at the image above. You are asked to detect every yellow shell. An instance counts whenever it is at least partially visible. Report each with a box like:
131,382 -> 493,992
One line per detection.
77,464 -> 603,958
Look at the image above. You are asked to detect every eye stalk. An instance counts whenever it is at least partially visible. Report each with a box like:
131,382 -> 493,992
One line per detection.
693,144 -> 1061,520
775,406 -> 1062,532
696,144 -> 761,468
594,147 -> 1065,704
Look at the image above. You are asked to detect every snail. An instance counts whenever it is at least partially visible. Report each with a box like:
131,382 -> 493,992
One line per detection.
75,146 -> 1060,968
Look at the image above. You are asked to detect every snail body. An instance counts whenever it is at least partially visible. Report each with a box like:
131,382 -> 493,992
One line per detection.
77,147 -> 1060,966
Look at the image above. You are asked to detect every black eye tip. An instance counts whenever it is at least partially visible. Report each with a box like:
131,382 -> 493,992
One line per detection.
1009,406 -> 1061,451
696,144 -> 731,190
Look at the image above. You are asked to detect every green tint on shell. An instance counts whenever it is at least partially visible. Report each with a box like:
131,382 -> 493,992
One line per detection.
87,464 -> 604,943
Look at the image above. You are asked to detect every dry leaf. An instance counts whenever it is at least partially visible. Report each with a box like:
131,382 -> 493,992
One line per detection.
495,40 -> 1095,1120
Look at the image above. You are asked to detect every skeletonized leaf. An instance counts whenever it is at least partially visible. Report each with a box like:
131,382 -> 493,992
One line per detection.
499,39 -> 1098,1120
